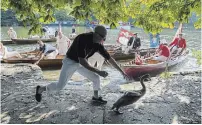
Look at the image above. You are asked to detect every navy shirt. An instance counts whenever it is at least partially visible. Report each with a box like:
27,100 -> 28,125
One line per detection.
66,32 -> 110,62
39,44 -> 56,56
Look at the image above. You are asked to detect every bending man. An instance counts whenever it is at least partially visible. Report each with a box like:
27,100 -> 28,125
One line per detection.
34,40 -> 58,65
35,25 -> 129,104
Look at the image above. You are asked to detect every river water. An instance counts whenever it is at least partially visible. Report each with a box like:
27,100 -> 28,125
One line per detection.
1,26 -> 201,81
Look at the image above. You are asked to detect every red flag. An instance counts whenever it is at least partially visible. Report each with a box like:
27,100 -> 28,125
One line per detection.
117,28 -> 135,46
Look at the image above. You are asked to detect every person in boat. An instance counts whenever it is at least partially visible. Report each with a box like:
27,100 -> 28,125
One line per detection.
41,26 -> 51,39
169,33 -> 186,57
127,33 -> 141,50
7,27 -> 17,39
0,42 -> 22,60
72,24 -> 76,33
69,25 -> 77,39
149,33 -> 160,48
34,40 -> 58,65
55,30 -> 58,37
56,24 -> 71,55
35,25 -> 130,103
147,41 -> 171,62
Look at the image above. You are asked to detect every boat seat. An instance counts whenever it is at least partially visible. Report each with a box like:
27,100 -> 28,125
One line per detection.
56,55 -> 65,59
145,59 -> 161,64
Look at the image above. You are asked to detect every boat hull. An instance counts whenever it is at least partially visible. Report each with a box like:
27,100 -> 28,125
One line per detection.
1,40 -> 13,45
3,48 -> 157,69
3,58 -> 63,68
12,38 -> 56,44
122,50 -> 189,79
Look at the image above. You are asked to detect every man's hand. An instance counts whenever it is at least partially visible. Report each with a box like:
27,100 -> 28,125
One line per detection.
98,71 -> 108,78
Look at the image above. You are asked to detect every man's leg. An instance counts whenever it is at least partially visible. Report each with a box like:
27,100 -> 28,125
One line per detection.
77,66 -> 107,104
35,58 -> 79,102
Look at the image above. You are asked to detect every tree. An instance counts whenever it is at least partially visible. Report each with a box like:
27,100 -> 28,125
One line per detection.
1,10 -> 21,26
54,10 -> 75,23
1,0 -> 201,34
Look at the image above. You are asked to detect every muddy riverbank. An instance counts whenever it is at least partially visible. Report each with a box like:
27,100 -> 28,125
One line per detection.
1,63 -> 201,124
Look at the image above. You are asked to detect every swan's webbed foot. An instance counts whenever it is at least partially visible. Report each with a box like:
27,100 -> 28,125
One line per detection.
113,108 -> 123,114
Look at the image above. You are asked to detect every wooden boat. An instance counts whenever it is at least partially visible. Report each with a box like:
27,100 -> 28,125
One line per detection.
3,56 -> 64,68
12,38 -> 56,44
108,48 -> 157,60
1,40 -> 13,45
3,51 -> 64,68
121,50 -> 189,79
3,48 -> 157,69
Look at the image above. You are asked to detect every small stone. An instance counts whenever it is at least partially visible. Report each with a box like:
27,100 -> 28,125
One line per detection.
83,100 -> 87,103
132,118 -> 136,121
51,121 -> 56,124
128,109 -> 133,112
148,118 -> 151,120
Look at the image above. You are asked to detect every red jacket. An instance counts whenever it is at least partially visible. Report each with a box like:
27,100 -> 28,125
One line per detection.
169,38 -> 186,48
159,44 -> 170,57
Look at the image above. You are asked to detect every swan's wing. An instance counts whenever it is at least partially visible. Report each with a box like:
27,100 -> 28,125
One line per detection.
125,92 -> 142,97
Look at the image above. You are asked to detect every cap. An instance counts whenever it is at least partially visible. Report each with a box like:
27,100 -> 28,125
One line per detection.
94,25 -> 107,38
161,39 -> 167,44
133,33 -> 138,35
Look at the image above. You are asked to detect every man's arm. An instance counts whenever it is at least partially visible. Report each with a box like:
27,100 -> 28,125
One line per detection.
97,44 -> 130,79
79,58 -> 108,77
34,53 -> 45,65
127,37 -> 133,46
183,39 -> 187,48
169,38 -> 177,47
179,39 -> 186,55
35,51 -> 42,57
107,57 -> 130,80
107,57 -> 125,74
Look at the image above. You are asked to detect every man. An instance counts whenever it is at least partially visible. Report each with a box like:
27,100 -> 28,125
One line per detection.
72,25 -> 76,33
56,24 -> 71,55
42,26 -> 51,38
0,42 -> 22,61
35,25 -> 130,104
150,41 -> 170,62
150,33 -> 160,48
86,27 -> 105,70
127,33 -> 141,50
169,33 -> 186,56
7,27 -> 17,39
34,40 -> 58,65
69,25 -> 77,39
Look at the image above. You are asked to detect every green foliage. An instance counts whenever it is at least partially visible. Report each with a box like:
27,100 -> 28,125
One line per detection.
54,10 -> 75,23
2,0 -> 201,34
1,10 -> 21,26
192,49 -> 202,65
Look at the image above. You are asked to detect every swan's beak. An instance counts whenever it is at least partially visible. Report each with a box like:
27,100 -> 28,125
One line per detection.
146,78 -> 151,81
